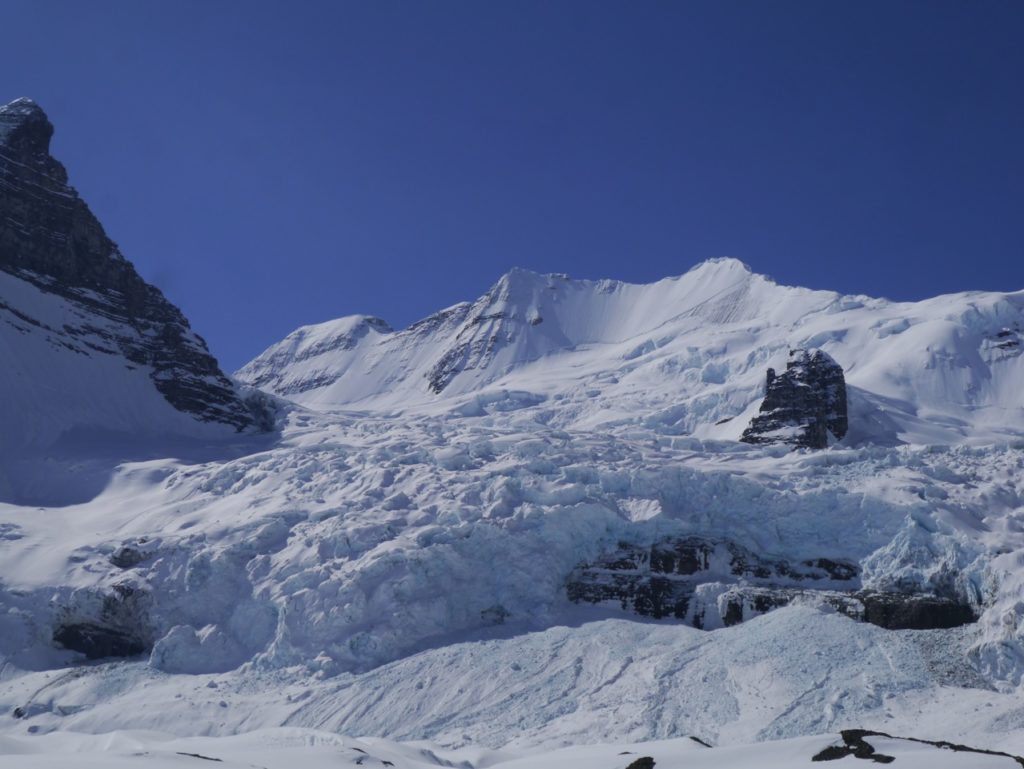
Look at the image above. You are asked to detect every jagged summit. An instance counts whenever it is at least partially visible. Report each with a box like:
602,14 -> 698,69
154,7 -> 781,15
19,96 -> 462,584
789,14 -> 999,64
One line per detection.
0,97 -> 51,137
239,260 -> 1023,447
0,97 -> 267,455
0,97 -> 59,169
740,348 -> 849,449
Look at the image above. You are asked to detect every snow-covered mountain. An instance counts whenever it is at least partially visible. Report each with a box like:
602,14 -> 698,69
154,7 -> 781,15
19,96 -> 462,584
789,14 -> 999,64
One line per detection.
3,101 -> 1024,764
0,97 -> 269,504
239,258 -> 1024,446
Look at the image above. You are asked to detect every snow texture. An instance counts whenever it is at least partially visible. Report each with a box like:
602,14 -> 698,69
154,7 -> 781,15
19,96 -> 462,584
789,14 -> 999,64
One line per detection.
3,259 -> 1024,760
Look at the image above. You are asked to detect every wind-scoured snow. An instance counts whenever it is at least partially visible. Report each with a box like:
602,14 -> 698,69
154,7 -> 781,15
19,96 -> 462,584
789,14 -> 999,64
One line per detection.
2,259 -> 1024,759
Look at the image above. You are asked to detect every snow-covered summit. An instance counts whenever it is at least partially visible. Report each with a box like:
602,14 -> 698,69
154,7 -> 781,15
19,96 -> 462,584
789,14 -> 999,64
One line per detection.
238,258 -> 828,406
240,314 -> 394,397
239,259 -> 1024,446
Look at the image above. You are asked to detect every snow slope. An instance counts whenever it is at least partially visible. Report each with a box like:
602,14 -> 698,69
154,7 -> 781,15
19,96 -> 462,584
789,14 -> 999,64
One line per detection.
0,269 -> 262,506
0,97 -> 268,505
239,258 -> 1024,446
3,260 -> 1024,759
3,728 -> 1022,769
0,607 -> 1000,748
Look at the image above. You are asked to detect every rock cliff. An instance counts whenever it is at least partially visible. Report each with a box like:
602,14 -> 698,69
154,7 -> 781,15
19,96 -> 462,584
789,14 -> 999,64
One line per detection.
0,97 -> 263,432
740,348 -> 848,449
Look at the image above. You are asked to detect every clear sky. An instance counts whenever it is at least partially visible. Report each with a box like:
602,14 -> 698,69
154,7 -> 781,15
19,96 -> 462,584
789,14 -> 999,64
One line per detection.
2,1 -> 1022,370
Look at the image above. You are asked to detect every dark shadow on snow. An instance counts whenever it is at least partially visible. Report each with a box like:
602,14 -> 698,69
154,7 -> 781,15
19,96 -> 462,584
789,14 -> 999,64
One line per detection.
0,425 -> 282,507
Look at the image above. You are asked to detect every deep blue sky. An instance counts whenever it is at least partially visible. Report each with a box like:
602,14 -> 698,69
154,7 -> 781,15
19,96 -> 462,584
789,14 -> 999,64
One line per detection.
2,1 -> 1022,369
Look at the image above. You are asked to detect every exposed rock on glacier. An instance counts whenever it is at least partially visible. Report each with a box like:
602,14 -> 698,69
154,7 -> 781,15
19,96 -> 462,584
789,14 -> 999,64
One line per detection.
2,237 -> 1024,746
0,97 -> 265,440
51,584 -> 153,659
566,536 -> 976,630
239,260 -> 1022,450
741,348 -> 848,449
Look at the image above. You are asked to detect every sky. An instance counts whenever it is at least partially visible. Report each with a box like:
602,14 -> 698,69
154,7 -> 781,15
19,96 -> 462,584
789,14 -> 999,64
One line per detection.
1,1 -> 1022,370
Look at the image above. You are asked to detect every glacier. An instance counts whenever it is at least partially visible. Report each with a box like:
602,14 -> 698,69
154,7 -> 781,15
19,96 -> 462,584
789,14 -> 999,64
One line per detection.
3,257 -> 1024,764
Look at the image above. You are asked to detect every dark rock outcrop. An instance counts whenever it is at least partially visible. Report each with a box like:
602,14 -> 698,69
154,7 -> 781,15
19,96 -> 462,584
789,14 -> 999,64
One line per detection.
567,537 -> 977,631
741,348 -> 848,449
52,622 -> 148,659
109,544 -> 149,569
567,536 -> 861,626
812,730 -> 895,763
715,586 -> 976,630
812,729 -> 1024,766
426,309 -> 509,394
858,590 -> 976,630
52,583 -> 154,659
0,97 -> 262,430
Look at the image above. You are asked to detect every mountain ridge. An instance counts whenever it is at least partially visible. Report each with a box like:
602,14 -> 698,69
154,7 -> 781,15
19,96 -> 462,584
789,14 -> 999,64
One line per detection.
238,258 -> 1024,448
5,101 -> 1024,762
0,97 -> 269,461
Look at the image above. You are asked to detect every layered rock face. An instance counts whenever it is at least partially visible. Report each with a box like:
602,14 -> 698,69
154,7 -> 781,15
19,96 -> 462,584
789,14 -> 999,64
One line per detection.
567,537 -> 976,631
740,348 -> 848,449
0,97 -> 260,431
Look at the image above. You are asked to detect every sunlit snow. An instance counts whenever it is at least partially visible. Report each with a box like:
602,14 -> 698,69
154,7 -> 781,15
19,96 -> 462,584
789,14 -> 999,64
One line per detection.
3,259 -> 1024,765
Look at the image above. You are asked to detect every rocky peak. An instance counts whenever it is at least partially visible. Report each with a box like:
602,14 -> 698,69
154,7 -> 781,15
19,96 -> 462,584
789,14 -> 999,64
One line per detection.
0,98 -> 67,185
0,98 -> 52,154
0,97 -> 265,432
740,348 -> 848,449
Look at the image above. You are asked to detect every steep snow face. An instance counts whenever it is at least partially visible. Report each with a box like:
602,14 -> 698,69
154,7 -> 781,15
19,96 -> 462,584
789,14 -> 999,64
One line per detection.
239,315 -> 394,399
238,258 -> 833,406
239,259 -> 1024,446
0,271 -> 235,452
0,270 -> 259,505
0,98 -> 266,477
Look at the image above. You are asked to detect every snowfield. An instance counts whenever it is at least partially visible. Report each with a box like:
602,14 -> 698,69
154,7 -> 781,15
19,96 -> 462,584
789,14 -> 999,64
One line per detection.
4,728 -> 1024,768
2,259 -> 1024,764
